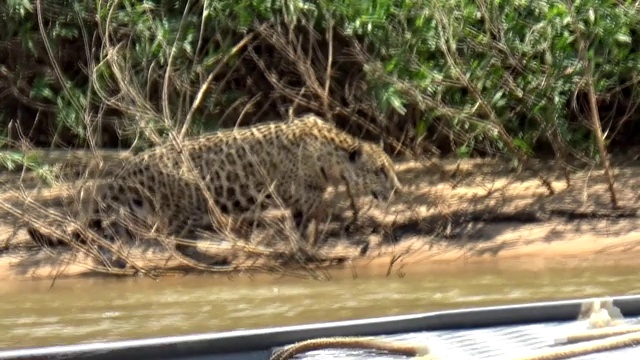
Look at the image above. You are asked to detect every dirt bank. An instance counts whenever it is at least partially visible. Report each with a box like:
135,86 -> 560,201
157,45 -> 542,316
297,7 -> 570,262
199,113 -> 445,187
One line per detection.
1,156 -> 639,281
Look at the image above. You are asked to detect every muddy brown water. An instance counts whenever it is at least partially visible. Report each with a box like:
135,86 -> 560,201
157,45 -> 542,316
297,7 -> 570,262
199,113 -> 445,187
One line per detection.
1,261 -> 639,350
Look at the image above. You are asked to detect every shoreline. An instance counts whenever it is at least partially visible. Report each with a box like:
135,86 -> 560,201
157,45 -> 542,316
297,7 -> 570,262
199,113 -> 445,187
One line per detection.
1,157 -> 640,282
1,224 -> 638,282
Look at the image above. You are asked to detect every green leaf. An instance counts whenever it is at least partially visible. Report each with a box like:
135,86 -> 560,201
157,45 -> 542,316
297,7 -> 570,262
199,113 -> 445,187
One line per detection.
614,33 -> 632,44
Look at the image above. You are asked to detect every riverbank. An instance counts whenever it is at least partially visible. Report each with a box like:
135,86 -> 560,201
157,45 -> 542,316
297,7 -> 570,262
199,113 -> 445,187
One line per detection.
1,157 -> 639,281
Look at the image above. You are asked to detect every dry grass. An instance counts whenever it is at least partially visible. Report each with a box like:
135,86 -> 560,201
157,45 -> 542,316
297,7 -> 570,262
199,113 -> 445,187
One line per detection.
1,2 -> 637,282
1,155 -> 639,281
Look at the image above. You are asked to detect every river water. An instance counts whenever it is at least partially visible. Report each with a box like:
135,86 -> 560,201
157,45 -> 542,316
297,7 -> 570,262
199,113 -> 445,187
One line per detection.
1,261 -> 638,349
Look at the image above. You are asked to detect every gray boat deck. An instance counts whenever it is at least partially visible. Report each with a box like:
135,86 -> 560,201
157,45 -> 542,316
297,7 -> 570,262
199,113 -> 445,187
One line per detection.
284,315 -> 640,359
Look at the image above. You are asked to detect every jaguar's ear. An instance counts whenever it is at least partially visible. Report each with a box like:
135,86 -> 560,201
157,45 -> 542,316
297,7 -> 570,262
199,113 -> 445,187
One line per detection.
348,145 -> 363,163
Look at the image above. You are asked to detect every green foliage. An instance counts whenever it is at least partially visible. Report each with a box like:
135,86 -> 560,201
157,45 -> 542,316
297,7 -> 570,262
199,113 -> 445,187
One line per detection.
0,149 -> 57,184
339,0 -> 640,156
1,0 -> 640,171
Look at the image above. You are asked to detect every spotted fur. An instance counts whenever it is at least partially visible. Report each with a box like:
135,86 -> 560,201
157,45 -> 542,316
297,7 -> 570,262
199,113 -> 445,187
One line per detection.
28,114 -> 401,268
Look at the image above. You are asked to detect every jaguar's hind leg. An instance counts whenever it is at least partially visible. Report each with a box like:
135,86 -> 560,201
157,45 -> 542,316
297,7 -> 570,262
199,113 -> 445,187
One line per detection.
27,226 -> 72,248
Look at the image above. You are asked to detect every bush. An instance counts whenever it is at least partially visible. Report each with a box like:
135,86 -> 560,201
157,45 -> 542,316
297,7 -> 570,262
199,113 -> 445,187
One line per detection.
1,0 -> 640,166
